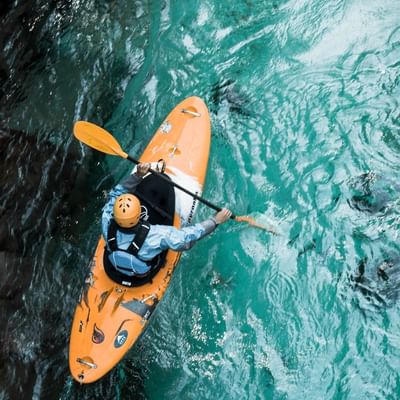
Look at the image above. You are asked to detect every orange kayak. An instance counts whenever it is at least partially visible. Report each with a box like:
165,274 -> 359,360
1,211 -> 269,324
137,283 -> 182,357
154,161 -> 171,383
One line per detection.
69,97 -> 211,383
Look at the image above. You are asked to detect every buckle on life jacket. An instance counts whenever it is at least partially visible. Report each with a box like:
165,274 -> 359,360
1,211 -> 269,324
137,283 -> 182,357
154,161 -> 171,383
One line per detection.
107,219 -> 150,257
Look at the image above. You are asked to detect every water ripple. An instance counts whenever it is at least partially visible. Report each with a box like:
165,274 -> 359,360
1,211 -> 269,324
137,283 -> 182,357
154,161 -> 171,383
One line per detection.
1,0 -> 400,398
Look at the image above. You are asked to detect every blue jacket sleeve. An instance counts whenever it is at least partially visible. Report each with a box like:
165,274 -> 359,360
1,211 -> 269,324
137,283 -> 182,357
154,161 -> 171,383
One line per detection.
156,219 -> 217,251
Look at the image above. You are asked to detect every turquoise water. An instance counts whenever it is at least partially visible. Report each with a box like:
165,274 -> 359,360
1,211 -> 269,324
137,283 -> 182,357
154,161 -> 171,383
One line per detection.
1,0 -> 400,399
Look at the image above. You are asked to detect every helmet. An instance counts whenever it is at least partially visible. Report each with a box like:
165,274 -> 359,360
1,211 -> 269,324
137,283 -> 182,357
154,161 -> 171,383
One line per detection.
113,194 -> 141,228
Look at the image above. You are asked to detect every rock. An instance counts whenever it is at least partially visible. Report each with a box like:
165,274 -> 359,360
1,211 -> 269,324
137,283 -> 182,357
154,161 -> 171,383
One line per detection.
352,255 -> 400,306
348,172 -> 399,213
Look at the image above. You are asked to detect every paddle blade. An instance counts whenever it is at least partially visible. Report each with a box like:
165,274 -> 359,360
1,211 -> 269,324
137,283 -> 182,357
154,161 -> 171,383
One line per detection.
235,215 -> 279,234
73,121 -> 128,158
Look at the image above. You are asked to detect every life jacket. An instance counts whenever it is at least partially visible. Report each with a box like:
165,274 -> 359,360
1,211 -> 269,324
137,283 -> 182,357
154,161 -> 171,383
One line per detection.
106,219 -> 151,276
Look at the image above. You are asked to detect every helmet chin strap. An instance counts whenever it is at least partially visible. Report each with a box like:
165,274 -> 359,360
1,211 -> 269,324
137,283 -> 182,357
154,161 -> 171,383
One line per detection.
140,206 -> 149,221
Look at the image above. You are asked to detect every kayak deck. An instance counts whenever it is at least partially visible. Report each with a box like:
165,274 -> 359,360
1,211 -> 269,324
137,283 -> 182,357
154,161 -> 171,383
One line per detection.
69,97 -> 211,383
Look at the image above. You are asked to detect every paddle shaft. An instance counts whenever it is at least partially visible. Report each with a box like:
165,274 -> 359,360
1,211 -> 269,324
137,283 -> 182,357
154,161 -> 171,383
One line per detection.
73,120 -> 276,232
126,155 -> 236,219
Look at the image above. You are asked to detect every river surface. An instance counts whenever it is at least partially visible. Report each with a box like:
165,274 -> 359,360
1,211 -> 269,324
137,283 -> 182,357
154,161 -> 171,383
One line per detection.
1,0 -> 400,399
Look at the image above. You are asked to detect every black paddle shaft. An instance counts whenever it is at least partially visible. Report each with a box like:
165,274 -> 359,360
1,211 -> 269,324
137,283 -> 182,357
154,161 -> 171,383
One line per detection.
127,155 -> 236,219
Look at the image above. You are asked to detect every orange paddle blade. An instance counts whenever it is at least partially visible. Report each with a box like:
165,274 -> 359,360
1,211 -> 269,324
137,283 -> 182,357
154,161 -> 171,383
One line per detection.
235,216 -> 279,234
73,121 -> 128,158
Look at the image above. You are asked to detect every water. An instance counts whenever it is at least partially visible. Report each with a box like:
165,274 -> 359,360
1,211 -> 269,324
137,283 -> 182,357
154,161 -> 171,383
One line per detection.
1,0 -> 400,399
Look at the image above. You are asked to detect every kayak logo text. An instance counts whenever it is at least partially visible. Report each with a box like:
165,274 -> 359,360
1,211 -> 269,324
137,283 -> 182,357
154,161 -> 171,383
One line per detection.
114,330 -> 128,348
187,195 -> 198,224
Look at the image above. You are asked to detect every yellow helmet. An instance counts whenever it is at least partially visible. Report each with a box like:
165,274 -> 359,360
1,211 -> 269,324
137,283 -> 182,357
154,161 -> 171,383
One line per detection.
113,194 -> 141,228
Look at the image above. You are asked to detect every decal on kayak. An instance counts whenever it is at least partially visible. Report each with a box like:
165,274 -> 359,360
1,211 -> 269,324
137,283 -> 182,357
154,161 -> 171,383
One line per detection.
114,330 -> 128,348
160,121 -> 172,134
167,166 -> 202,225
92,324 -> 105,344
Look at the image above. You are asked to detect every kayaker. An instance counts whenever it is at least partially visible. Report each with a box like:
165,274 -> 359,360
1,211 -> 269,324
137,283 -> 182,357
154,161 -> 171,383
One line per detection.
102,163 -> 232,277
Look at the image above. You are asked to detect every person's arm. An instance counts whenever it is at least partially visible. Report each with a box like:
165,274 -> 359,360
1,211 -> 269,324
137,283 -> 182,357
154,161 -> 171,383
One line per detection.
120,163 -> 150,192
158,208 -> 232,251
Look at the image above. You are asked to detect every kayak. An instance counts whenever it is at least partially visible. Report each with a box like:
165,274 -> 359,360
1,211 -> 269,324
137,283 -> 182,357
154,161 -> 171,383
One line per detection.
68,97 -> 211,383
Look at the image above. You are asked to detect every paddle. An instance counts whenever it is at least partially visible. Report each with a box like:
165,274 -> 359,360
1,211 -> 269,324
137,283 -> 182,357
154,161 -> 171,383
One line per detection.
73,121 -> 278,233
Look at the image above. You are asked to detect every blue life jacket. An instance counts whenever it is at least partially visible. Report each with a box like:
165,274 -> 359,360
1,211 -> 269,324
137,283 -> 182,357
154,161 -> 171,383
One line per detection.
106,220 -> 151,276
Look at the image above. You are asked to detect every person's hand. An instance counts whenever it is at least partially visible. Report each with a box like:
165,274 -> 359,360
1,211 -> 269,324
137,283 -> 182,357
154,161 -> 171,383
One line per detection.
214,208 -> 232,225
136,163 -> 150,177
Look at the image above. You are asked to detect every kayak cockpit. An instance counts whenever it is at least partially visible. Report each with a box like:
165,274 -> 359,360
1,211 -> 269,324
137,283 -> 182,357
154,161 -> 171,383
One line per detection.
103,172 -> 175,287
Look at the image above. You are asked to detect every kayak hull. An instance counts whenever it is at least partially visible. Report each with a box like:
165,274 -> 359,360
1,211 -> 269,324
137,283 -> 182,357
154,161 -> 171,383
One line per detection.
69,97 -> 210,383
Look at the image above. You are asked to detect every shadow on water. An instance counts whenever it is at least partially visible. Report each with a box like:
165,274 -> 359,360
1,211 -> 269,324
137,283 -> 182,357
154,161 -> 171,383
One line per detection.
210,78 -> 252,117
0,0 -> 143,128
0,0 -> 56,103
347,172 -> 400,214
0,125 -> 113,399
351,254 -> 400,308
0,0 -> 150,397
347,172 -> 400,308
63,357 -> 147,400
